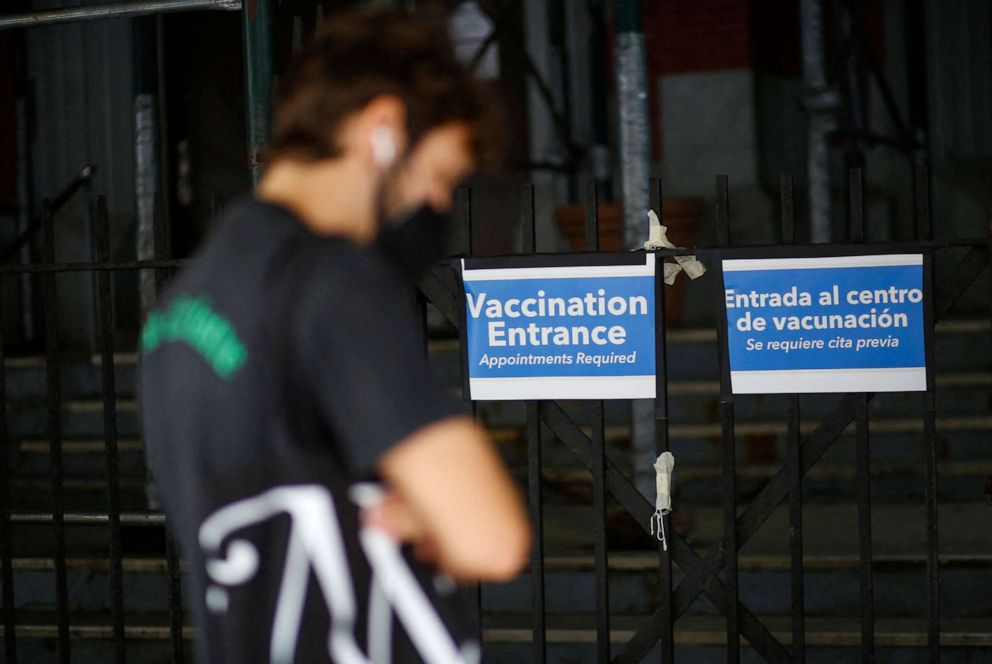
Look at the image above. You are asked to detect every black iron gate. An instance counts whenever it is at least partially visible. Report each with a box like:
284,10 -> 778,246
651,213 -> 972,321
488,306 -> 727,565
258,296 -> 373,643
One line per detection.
0,168 -> 989,663
418,168 -> 991,663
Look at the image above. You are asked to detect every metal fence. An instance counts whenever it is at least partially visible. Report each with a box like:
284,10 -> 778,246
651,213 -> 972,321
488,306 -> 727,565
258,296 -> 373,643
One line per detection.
0,167 -> 989,663
0,183 -> 186,663
418,168 -> 991,663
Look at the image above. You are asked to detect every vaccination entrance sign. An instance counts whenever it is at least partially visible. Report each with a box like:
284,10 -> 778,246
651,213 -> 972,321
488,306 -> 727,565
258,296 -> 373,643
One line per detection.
722,253 -> 927,394
461,254 -> 656,400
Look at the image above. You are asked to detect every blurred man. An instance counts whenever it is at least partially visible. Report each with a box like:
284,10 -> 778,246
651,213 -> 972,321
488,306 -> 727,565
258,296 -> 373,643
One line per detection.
140,9 -> 529,663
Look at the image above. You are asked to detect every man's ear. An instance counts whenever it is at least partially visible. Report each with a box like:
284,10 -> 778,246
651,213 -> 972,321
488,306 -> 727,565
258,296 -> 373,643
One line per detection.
357,95 -> 408,170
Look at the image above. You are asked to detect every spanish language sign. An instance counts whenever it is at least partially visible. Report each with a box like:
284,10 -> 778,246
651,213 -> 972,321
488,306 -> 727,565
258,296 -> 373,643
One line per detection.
722,254 -> 926,394
462,255 -> 656,400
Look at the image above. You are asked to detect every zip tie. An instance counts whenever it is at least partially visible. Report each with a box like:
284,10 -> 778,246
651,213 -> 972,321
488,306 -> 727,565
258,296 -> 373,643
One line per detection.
650,452 -> 675,551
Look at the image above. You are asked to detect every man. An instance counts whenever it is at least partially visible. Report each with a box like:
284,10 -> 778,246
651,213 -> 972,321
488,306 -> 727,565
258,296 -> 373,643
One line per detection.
140,9 -> 529,663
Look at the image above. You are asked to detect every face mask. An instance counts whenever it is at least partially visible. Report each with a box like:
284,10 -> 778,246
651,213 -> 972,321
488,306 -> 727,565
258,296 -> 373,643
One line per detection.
375,204 -> 454,282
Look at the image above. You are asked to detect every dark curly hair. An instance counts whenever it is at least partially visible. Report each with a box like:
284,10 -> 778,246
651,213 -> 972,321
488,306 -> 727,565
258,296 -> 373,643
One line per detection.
268,7 -> 495,165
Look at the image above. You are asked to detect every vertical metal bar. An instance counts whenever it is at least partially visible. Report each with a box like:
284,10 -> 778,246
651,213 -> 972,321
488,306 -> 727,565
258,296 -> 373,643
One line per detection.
148,191 -> 185,664
0,279 -> 16,663
782,175 -> 805,664
849,169 -> 865,243
165,532 -> 185,663
615,0 -> 651,248
855,394 -> 873,662
851,168 -> 874,663
716,176 -> 731,248
650,177 -> 674,664
715,175 -> 740,663
242,0 -> 273,183
95,197 -> 127,662
14,36 -> 36,343
585,178 -> 598,252
455,185 -> 483,643
526,398 -> 545,662
585,181 -> 610,660
919,168 -> 940,663
915,165 -> 932,241
781,174 -> 796,245
458,186 -> 473,256
40,200 -> 70,663
521,183 -> 536,255
521,184 -> 546,662
801,0 -> 836,243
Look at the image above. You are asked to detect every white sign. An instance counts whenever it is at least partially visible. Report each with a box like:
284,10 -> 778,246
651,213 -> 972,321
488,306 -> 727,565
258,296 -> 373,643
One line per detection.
462,255 -> 657,400
722,254 -> 927,394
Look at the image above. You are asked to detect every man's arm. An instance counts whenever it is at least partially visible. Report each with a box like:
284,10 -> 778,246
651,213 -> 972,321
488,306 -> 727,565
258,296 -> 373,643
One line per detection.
374,416 -> 530,582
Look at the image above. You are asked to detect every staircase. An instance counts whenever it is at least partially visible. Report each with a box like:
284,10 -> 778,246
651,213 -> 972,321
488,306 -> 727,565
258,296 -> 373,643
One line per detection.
1,318 -> 990,663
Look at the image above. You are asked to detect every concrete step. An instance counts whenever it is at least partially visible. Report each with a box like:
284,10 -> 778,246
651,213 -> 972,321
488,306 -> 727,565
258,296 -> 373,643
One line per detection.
4,550 -> 989,632
489,416 -> 992,469
483,556 -> 992,618
6,477 -> 150,512
483,613 -> 992,646
483,614 -> 992,664
2,612 -> 989,664
0,356 -> 137,401
9,438 -> 146,476
537,461 -> 992,505
532,501 -> 992,576
2,399 -> 141,439
0,610 -> 192,664
6,499 -> 990,619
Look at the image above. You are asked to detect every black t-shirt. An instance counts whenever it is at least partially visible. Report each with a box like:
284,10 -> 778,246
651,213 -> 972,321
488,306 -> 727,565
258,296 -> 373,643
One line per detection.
140,198 -> 476,663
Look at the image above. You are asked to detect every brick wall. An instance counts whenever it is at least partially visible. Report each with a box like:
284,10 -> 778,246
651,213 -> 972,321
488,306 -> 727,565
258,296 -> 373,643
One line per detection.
642,0 -> 752,75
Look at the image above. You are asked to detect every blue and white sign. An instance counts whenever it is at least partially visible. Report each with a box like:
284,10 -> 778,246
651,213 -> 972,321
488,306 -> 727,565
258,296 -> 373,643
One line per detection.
722,254 -> 926,394
462,255 -> 656,400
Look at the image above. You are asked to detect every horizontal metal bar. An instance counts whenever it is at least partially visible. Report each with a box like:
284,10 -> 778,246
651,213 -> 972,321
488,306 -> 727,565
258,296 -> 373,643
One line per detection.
0,0 -> 240,30
10,512 -> 165,525
435,238 -> 990,268
1,165 -> 95,263
0,259 -> 183,274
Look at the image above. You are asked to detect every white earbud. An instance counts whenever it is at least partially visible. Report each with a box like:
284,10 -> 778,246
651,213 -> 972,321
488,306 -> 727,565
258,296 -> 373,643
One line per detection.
370,126 -> 397,169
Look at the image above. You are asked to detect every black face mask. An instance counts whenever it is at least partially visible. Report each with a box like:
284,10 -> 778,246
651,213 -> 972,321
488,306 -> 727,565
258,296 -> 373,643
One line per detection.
375,205 -> 453,282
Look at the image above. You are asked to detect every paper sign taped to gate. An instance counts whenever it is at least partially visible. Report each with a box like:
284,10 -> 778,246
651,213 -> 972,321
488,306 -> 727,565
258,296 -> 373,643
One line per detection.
461,254 -> 656,400
721,254 -> 927,394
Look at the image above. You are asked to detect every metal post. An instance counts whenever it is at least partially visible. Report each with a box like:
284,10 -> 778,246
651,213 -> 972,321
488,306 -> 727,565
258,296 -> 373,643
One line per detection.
651,177 -> 674,664
904,0 -> 930,168
13,33 -> 35,343
242,0 -> 273,183
455,187 -> 483,645
135,16 -> 162,320
918,166 -> 940,663
850,169 -> 874,663
585,181 -> 611,661
0,280 -> 16,662
715,176 -> 740,663
840,0 -> 866,232
800,0 -> 839,243
41,201 -> 70,663
616,0 -> 657,509
614,0 -> 650,249
95,197 -> 127,663
522,184 -> 546,663
782,175 -> 806,664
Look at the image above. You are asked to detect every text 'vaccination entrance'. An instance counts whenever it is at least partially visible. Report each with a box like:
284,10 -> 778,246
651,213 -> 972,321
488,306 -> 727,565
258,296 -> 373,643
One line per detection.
461,255 -> 657,400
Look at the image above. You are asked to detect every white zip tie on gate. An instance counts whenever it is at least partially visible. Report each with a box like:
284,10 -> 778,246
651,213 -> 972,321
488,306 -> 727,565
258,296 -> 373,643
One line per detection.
649,452 -> 675,551
642,210 -> 706,284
